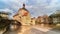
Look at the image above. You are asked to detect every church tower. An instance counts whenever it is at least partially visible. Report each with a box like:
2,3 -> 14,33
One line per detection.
13,4 -> 31,25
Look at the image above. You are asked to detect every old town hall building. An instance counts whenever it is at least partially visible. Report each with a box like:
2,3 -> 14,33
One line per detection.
13,4 -> 32,25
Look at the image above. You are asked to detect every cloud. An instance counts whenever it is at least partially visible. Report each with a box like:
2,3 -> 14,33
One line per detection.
0,0 -> 28,14
45,0 -> 60,9
27,0 -> 60,17
0,0 -> 60,17
0,8 -> 14,18
0,8 -> 13,13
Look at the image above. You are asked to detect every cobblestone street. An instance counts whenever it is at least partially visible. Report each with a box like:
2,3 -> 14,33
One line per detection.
1,24 -> 59,34
1,25 -> 57,34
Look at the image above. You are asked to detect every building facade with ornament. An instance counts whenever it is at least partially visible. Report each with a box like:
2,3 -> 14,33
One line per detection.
13,4 -> 35,25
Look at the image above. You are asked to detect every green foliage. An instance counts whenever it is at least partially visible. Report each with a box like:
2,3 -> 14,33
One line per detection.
0,14 -> 10,30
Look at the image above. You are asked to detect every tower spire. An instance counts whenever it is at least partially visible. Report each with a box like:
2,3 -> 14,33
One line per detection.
23,3 -> 25,8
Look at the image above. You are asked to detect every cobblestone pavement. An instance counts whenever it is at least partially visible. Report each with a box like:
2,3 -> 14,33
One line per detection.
3,25 -> 31,34
23,28 -> 45,34
2,25 -> 60,34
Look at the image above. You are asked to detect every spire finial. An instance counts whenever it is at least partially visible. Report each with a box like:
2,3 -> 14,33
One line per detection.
23,3 -> 25,8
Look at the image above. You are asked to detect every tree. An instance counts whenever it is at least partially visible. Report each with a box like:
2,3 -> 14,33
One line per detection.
0,12 -> 10,30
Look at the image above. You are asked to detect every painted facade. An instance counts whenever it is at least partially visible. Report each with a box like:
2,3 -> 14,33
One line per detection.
13,4 -> 32,25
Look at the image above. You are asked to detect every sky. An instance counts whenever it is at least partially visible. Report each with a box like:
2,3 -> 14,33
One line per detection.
0,0 -> 60,17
